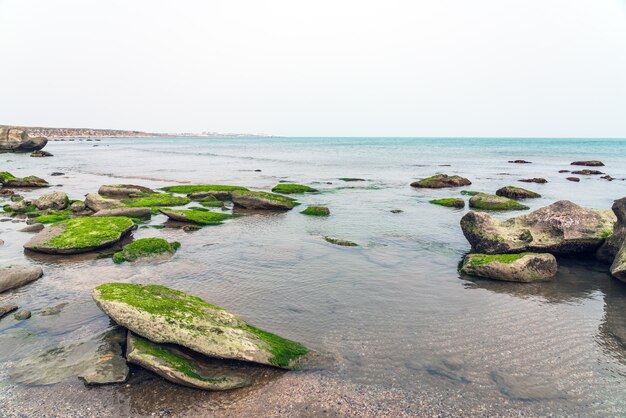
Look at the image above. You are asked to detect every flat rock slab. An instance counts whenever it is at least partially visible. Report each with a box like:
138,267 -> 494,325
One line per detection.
127,333 -> 250,390
92,283 -> 310,369
0,304 -> 18,320
231,190 -> 297,211
84,193 -> 122,212
0,265 -> 43,293
460,253 -> 557,282
93,207 -> 151,219
492,371 -> 567,401
98,184 -> 154,198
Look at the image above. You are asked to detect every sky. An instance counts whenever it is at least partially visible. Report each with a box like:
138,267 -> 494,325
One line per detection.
1,0 -> 626,137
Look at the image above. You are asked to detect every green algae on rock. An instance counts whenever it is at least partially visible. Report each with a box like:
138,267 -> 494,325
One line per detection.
161,185 -> 249,195
24,216 -> 135,254
271,184 -> 318,194
231,190 -> 298,211
429,198 -> 465,208
460,190 -> 481,196
112,238 -> 180,263
160,209 -> 235,225
410,174 -> 471,189
460,252 -> 558,282
92,283 -> 310,369
0,171 -> 49,188
126,333 -> 250,391
338,178 -> 366,182
33,212 -> 71,224
469,194 -> 529,211
121,193 -> 190,208
301,206 -> 330,216
324,236 -> 358,247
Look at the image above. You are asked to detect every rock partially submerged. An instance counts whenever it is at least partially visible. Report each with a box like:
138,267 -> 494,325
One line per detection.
0,128 -> 47,152
518,178 -> 547,184
429,198 -> 465,208
98,184 -> 154,198
85,193 -> 122,212
0,172 -> 49,188
127,333 -> 250,391
469,194 -> 529,211
301,206 -> 330,216
566,177 -> 580,182
92,283 -> 309,369
271,184 -> 318,194
411,174 -> 471,189
495,186 -> 540,199
113,238 -> 180,263
24,217 -> 135,254
324,236 -> 359,247
572,169 -> 604,175
160,209 -> 234,225
461,200 -> 615,255
121,193 -> 190,208
162,185 -> 248,201
30,150 -> 53,157
460,253 -> 557,282
232,190 -> 298,211
0,265 -> 43,293
33,191 -> 69,210
508,160 -> 531,164
571,160 -> 604,167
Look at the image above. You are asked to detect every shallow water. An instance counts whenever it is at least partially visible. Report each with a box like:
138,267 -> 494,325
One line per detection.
1,137 -> 626,416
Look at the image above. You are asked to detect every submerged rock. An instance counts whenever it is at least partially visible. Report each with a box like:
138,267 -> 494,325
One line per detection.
324,236 -> 359,247
271,184 -> 318,194
0,265 -> 43,293
571,160 -> 604,167
14,309 -> 31,320
495,186 -> 540,199
0,172 -> 49,188
232,190 -> 298,211
126,333 -> 250,391
491,370 -> 566,401
410,174 -> 471,189
162,185 -> 248,201
33,191 -> 69,210
92,283 -> 309,369
572,169 -> 604,175
24,216 -> 135,254
98,184 -> 154,198
429,198 -> 464,208
160,209 -> 234,225
460,253 -> 557,282
112,238 -> 180,263
518,178 -> 547,184
468,194 -> 529,211
460,200 -> 615,255
0,128 -> 48,152
566,177 -> 580,182
301,206 -> 330,216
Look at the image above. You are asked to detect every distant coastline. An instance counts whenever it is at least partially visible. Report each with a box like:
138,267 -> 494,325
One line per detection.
0,124 -> 276,139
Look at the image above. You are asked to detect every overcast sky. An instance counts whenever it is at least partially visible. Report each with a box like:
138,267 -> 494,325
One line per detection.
1,0 -> 625,137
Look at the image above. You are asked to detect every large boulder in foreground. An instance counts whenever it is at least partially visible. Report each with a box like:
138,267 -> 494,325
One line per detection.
460,253 -> 557,282
411,174 -> 471,189
0,172 -> 49,188
231,190 -> 297,211
33,191 -> 69,210
0,265 -> 43,293
98,184 -> 154,198
460,200 -> 616,255
92,283 -> 309,369
127,333 -> 250,391
24,217 -> 135,254
0,128 -> 48,152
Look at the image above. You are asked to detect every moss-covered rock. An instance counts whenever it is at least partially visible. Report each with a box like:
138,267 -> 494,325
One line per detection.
113,238 -> 180,263
232,190 -> 298,211
161,185 -> 249,198
324,236 -> 358,247
469,194 -> 529,211
271,184 -> 318,194
338,178 -> 365,182
24,216 -> 135,254
160,209 -> 234,225
460,252 -> 557,282
0,172 -> 49,188
93,207 -> 152,219
126,333 -> 250,390
92,283 -> 310,369
571,160 -> 604,167
3,200 -> 37,214
301,206 -> 330,216
121,193 -> 190,208
460,190 -> 481,196
495,186 -> 541,199
430,198 -> 465,208
34,212 -> 71,224
98,184 -> 154,198
411,174 -> 471,189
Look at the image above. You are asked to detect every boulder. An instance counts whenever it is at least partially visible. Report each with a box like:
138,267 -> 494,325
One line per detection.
0,172 -> 49,188
98,184 -> 154,198
5,199 -> 34,213
0,265 -> 43,293
495,186 -> 541,199
70,201 -> 87,212
92,283 -> 309,369
597,197 -> 626,262
84,193 -> 122,212
20,223 -> 45,233
571,160 -> 604,167
112,238 -> 180,263
232,190 -> 298,211
460,200 -> 616,255
468,194 -> 529,211
271,184 -> 318,194
160,209 -> 234,225
30,150 -> 53,157
126,333 -> 250,390
518,178 -> 547,184
24,216 -> 135,254
410,174 -> 471,189
0,304 -> 18,320
572,169 -> 603,175
429,198 -> 465,208
460,253 -> 557,282
33,191 -> 69,210
93,207 -> 151,219
566,177 -> 580,182
508,160 -> 531,164
300,206 -> 330,216
0,128 -> 48,152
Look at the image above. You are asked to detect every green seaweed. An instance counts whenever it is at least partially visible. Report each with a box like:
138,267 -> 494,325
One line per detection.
300,206 -> 330,216
0,172 -> 17,182
42,217 -> 134,249
271,184 -> 318,194
429,198 -> 464,208
166,209 -> 235,225
469,194 -> 529,211
199,200 -> 224,208
245,324 -> 309,368
34,213 -> 71,224
122,193 -> 190,208
3,203 -> 37,213
338,178 -> 365,182
466,253 -> 532,267
233,190 -> 299,206
324,236 -> 358,247
161,185 -> 249,194
113,238 -> 180,263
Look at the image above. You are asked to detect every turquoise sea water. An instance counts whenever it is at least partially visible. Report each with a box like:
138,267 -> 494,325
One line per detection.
1,137 -> 625,415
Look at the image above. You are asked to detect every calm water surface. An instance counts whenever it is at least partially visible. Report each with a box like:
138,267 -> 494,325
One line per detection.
1,137 -> 626,416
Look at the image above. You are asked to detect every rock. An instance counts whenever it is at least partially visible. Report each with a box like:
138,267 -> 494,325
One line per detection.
20,223 -> 45,232
92,283 -> 310,369
566,177 -> 580,182
518,178 -> 547,184
5,199 -> 34,213
491,371 -> 566,401
10,327 -> 128,385
460,200 -> 616,255
559,170 -> 570,173
39,302 -> 68,316
468,194 -> 529,211
121,193 -> 190,207
70,201 -> 86,212
571,160 -> 604,167
508,160 -> 531,164
84,193 -> 122,212
0,128 -> 48,152
571,169 -> 604,175
460,253 -> 557,282
24,216 -> 135,254
188,191 -> 232,201
33,191 -> 69,210
0,265 -> 43,293
30,150 -> 53,157
126,333 -> 250,391
598,197 -> 626,263
410,174 -> 471,189
98,184 -> 154,198
160,209 -> 234,225
0,304 -> 18,320
50,172 -> 65,176
182,225 -> 202,232
14,310 -> 31,320
0,172 -> 49,188
324,236 -> 359,247
339,178 -> 366,182
301,206 -> 330,216
93,207 -> 151,219
271,184 -> 318,194
610,244 -> 626,282
232,190 -> 298,211
0,188 -> 15,196
162,185 -> 249,200
495,186 -> 541,199
112,238 -> 180,263
601,175 -> 614,181
390,209 -> 403,213
429,198 -> 465,208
